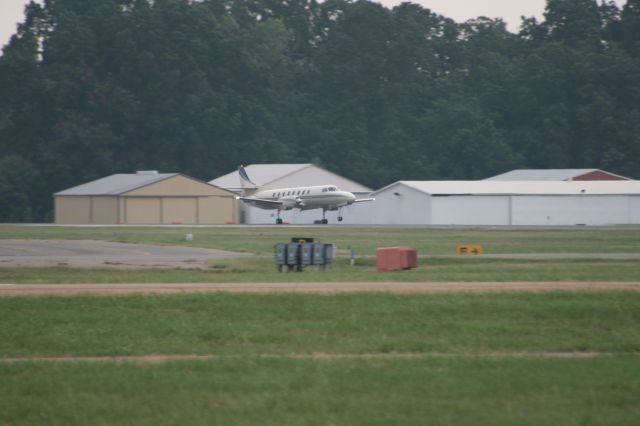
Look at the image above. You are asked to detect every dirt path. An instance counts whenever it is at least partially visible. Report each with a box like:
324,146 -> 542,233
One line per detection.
1,351 -> 632,364
1,281 -> 639,296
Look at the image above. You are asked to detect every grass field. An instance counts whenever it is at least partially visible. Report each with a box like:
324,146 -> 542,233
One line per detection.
2,224 -> 640,255
1,292 -> 639,425
3,257 -> 640,283
2,356 -> 639,425
2,225 -> 640,283
2,226 -> 640,424
2,293 -> 639,356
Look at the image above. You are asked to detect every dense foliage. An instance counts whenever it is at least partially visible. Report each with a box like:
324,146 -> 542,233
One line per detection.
0,0 -> 639,221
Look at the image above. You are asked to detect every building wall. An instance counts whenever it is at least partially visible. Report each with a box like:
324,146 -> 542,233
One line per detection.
55,196 -> 91,224
431,196 -> 510,225
161,197 -> 197,224
198,196 -> 238,224
55,196 -> 119,224
630,196 -> 640,223
121,196 -> 237,225
122,175 -> 237,224
124,197 -> 162,224
55,175 -> 238,225
368,187 -> 640,226
370,185 -> 431,225
91,197 -> 119,224
511,195 -> 631,225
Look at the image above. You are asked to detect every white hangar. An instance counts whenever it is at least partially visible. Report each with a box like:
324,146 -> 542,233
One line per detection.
369,181 -> 640,226
210,164 -> 372,224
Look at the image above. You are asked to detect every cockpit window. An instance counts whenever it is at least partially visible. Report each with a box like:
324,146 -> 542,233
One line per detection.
322,188 -> 327,192
329,186 -> 337,192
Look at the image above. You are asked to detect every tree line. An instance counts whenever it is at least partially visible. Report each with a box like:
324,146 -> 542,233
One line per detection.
0,0 -> 639,221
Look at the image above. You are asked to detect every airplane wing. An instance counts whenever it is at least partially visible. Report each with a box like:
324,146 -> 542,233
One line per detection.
238,197 -> 283,209
352,198 -> 375,203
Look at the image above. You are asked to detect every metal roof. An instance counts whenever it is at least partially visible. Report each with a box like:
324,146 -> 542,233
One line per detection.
485,169 -> 629,181
209,164 -> 372,192
210,164 -> 311,188
55,173 -> 179,196
373,180 -> 640,196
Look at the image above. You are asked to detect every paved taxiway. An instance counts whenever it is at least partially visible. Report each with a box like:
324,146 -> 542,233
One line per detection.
0,239 -> 247,269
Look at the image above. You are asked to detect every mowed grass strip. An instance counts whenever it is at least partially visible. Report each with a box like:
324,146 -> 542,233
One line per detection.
2,225 -> 640,255
1,357 -> 639,426
1,292 -> 639,357
3,257 -> 640,283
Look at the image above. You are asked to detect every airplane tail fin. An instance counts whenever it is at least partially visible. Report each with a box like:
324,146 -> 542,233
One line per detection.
238,165 -> 258,192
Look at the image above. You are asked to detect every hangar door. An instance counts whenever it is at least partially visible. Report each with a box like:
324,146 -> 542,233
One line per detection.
431,196 -> 510,225
162,197 -> 197,224
124,197 -> 199,224
124,197 -> 161,224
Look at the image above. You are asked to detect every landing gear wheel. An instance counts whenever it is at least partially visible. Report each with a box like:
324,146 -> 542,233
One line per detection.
276,218 -> 283,225
322,219 -> 328,225
338,216 -> 343,222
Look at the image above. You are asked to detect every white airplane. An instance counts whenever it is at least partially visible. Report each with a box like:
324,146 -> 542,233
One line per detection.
236,165 -> 374,224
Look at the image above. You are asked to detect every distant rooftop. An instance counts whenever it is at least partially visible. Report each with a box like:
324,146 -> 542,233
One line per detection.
55,172 -> 178,196
485,169 -> 631,181
211,164 -> 312,188
374,180 -> 640,196
210,164 -> 372,192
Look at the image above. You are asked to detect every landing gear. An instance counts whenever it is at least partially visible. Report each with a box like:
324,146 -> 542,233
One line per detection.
337,207 -> 343,222
319,209 -> 329,225
275,210 -> 283,225
338,216 -> 343,222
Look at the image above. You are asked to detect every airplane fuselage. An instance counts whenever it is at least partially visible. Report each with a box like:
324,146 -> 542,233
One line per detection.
235,164 -> 373,224
250,185 -> 356,211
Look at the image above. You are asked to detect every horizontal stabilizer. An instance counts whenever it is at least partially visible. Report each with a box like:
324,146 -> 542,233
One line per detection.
353,198 -> 375,203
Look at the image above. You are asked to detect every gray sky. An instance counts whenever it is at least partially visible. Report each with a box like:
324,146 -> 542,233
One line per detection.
0,0 -> 629,51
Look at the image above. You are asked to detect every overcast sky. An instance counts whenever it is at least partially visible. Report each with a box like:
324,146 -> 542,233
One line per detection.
0,0 -> 629,51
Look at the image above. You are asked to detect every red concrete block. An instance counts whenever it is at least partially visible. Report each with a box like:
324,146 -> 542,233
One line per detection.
376,246 -> 418,272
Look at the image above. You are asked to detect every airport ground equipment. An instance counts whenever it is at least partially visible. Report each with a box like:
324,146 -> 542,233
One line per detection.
456,244 -> 484,255
275,238 -> 335,272
375,246 -> 418,272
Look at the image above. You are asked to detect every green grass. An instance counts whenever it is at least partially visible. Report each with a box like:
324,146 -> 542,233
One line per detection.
2,225 -> 640,255
2,292 -> 639,357
2,257 -> 640,283
2,226 -> 640,424
1,356 -> 639,426
2,292 -> 639,425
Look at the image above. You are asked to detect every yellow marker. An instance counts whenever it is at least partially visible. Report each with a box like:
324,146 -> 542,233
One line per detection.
456,244 -> 484,255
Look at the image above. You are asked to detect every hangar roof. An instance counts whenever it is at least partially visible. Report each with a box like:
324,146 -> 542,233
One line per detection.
210,164 -> 372,192
373,181 -> 640,196
55,172 -> 180,195
485,169 -> 630,181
